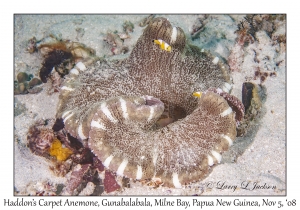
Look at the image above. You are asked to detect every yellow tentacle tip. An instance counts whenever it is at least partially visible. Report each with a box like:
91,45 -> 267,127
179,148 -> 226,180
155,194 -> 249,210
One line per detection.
193,91 -> 203,98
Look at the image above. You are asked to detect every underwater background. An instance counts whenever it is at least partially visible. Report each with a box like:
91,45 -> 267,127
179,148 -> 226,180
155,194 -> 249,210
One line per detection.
13,14 -> 286,195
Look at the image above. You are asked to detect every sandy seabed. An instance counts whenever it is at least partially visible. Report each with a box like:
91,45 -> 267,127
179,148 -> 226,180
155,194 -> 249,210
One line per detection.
14,14 -> 286,195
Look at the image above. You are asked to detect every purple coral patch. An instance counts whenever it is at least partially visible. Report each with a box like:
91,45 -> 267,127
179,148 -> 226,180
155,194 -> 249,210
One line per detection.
208,88 -> 245,122
104,171 -> 120,193
93,157 -> 105,172
62,164 -> 91,195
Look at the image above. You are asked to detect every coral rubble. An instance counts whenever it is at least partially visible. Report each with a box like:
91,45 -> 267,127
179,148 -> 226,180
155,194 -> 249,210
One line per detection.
103,32 -> 129,55
61,164 -> 92,195
190,15 -> 209,38
27,120 -> 55,157
26,37 -> 38,53
37,36 -> 98,83
228,14 -> 285,83
40,49 -> 72,83
122,20 -> 134,33
14,72 -> 43,95
56,17 -> 242,188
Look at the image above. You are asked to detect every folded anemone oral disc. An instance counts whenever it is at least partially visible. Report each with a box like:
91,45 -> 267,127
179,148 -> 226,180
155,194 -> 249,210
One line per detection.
57,17 -> 242,188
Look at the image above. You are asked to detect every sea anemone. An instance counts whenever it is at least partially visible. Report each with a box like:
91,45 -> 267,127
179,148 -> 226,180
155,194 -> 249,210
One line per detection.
56,17 -> 243,188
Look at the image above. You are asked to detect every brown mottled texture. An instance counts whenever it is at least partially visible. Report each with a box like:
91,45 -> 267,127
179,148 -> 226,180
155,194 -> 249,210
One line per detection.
39,49 -> 72,83
87,92 -> 236,187
93,157 -> 105,172
208,88 -> 245,122
139,14 -> 155,27
38,37 -> 98,83
27,123 -> 55,157
71,148 -> 94,164
57,17 -> 239,187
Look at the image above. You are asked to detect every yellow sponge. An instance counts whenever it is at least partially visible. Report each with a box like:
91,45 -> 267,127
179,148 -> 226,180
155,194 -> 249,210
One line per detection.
49,139 -> 73,161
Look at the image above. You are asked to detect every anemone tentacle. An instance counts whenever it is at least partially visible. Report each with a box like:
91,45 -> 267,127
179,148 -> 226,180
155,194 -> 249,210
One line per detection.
57,17 -> 243,187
